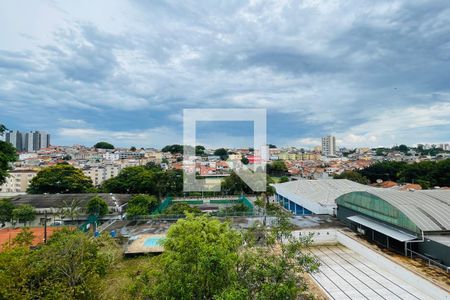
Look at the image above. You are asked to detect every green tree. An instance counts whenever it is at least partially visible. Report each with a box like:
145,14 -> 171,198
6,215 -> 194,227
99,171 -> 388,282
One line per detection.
279,176 -> 289,183
0,229 -> 120,299
334,170 -> 369,185
268,144 -> 277,148
130,146 -> 137,151
94,141 -> 114,149
267,160 -> 288,176
241,156 -> 249,164
163,203 -> 202,216
358,161 -> 407,182
214,148 -> 229,160
12,204 -> 35,226
126,194 -> 158,218
0,198 -> 14,226
87,196 -> 109,217
59,199 -> 83,222
195,145 -> 205,156
12,227 -> 35,247
162,144 -> 184,154
0,136 -> 17,185
27,164 -> 94,194
131,214 -> 242,299
221,171 -> 252,195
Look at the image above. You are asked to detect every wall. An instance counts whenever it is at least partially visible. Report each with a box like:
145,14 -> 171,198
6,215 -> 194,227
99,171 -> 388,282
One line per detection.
292,229 -> 338,245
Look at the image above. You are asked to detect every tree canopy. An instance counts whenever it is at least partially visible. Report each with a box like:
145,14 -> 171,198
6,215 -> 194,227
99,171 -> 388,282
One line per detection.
161,144 -> 184,154
131,214 -> 319,299
27,164 -> 94,194
0,198 -> 14,226
334,170 -> 369,185
267,160 -> 288,176
214,148 -> 229,160
86,196 -> 109,217
126,194 -> 158,218
12,204 -> 35,226
0,137 -> 17,185
94,141 -> 114,149
358,159 -> 450,188
0,229 -> 120,299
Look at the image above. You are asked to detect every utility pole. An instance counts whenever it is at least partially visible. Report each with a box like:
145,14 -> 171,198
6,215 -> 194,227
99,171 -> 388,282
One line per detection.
44,210 -> 48,243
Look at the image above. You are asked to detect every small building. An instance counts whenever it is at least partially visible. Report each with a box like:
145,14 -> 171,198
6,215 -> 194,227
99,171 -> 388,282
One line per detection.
336,189 -> 450,266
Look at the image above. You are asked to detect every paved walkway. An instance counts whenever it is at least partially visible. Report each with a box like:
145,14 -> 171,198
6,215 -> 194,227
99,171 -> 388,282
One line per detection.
308,245 -> 432,300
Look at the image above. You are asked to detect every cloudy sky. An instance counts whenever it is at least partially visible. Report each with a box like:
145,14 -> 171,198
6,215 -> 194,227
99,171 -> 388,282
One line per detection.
1,0 -> 449,149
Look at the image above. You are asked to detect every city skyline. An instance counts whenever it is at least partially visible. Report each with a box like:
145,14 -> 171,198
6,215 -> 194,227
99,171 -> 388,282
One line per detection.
1,1 -> 450,148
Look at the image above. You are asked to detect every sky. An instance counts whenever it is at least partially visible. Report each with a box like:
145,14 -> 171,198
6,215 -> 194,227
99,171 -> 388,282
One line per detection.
0,0 -> 449,149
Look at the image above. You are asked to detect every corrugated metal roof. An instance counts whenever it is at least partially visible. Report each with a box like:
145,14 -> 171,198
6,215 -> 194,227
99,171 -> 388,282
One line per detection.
367,190 -> 450,232
348,215 -> 417,241
273,179 -> 373,207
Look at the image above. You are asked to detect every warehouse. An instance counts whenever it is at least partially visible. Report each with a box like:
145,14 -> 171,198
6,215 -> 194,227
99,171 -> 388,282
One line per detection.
273,179 -> 372,215
336,189 -> 450,267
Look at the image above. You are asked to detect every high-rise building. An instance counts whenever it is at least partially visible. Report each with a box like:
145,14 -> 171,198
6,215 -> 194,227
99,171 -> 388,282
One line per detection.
5,130 -> 22,150
5,130 -> 50,152
321,135 -> 336,156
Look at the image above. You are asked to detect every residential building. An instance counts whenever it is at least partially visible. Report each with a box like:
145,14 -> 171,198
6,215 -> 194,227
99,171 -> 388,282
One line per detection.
321,135 -> 336,156
5,130 -> 50,152
0,169 -> 37,193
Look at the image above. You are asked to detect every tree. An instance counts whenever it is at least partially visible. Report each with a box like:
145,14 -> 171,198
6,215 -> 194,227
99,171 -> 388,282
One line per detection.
27,164 -> 94,194
268,144 -> 277,148
161,144 -> 184,154
131,214 -> 242,299
59,199 -> 83,222
87,196 -> 109,217
102,166 -> 158,195
163,203 -> 202,216
0,229 -> 120,299
12,227 -> 35,248
267,160 -> 288,176
221,171 -> 252,195
130,146 -> 137,151
126,194 -> 158,218
0,198 -> 14,226
279,176 -> 289,183
214,148 -> 229,160
334,170 -> 369,185
94,141 -> 114,149
195,145 -> 205,156
241,156 -> 249,164
12,204 -> 35,226
358,161 -> 406,182
0,137 -> 17,185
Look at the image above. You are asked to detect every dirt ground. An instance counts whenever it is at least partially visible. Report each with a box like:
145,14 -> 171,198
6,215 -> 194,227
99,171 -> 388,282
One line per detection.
0,226 -> 72,251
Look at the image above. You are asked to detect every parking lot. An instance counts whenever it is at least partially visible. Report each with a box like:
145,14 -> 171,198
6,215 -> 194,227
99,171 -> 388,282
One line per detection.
308,245 -> 432,300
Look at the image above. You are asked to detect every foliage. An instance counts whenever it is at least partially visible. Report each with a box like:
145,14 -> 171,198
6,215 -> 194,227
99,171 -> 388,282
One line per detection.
0,198 -> 14,226
58,199 -> 83,222
0,123 -> 6,134
0,138 -> 17,185
130,214 -> 242,299
358,159 -> 450,188
102,166 -> 183,197
94,141 -> 114,149
0,229 -> 120,300
195,145 -> 205,156
131,214 -> 319,299
87,196 -> 109,217
162,144 -> 184,154
279,176 -> 289,183
163,202 -> 202,216
214,148 -> 229,160
268,144 -> 277,148
333,170 -> 369,184
12,227 -> 35,248
27,164 -> 94,194
12,204 -> 35,225
222,203 -> 249,214
126,194 -> 158,218
267,160 -> 288,176
241,156 -> 249,164
221,171 -> 253,195
130,146 -> 136,151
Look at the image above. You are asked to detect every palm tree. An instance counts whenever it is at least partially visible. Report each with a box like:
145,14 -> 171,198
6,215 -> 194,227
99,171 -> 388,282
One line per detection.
60,199 -> 83,223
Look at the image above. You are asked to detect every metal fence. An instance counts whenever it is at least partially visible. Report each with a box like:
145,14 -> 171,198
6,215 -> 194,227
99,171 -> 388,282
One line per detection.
406,248 -> 450,273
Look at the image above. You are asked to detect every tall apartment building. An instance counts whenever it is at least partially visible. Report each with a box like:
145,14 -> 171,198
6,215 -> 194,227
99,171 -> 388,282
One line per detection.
5,130 -> 50,152
321,135 -> 336,156
0,169 -> 37,193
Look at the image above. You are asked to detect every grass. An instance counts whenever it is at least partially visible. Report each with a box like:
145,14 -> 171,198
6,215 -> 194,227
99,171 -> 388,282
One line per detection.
101,255 -> 154,300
